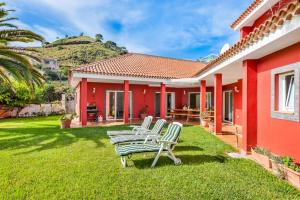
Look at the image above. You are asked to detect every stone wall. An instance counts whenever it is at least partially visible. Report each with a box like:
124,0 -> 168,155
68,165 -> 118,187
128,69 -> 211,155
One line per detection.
7,103 -> 64,118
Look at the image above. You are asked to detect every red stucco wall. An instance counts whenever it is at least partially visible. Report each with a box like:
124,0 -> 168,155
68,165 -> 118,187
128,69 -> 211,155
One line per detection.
84,82 -> 213,120
257,42 -> 300,162
223,80 -> 243,126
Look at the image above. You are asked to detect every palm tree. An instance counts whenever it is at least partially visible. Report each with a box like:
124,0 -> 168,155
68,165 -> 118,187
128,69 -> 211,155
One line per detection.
0,2 -> 45,90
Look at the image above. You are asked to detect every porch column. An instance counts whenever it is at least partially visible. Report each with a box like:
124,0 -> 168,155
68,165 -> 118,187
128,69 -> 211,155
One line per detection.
200,80 -> 206,113
214,74 -> 222,134
160,83 -> 166,119
80,78 -> 87,126
242,60 -> 257,153
123,80 -> 129,124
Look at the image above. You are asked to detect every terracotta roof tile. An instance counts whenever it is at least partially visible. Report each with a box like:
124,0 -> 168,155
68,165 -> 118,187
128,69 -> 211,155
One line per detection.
72,53 -> 206,79
201,0 -> 300,74
231,0 -> 264,29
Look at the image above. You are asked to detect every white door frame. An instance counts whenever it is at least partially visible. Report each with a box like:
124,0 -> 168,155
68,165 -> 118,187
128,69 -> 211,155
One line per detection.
155,92 -> 175,117
188,92 -> 212,110
223,90 -> 234,123
188,92 -> 200,109
105,90 -> 133,121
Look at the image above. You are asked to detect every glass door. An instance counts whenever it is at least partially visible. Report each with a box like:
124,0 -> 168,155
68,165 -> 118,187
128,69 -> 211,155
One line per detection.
223,90 -> 233,123
166,92 -> 175,117
106,91 -> 132,120
189,92 -> 200,109
155,92 -> 175,118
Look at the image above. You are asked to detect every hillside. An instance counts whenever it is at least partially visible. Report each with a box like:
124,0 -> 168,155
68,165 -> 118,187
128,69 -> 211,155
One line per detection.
36,36 -> 127,67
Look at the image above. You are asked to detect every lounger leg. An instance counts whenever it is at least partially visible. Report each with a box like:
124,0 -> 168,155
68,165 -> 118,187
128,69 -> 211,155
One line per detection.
167,148 -> 181,165
151,146 -> 163,168
121,157 -> 127,167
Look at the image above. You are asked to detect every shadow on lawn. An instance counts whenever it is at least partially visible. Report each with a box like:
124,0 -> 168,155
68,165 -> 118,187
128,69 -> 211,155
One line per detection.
0,125 -> 127,154
133,154 -> 226,168
175,145 -> 203,151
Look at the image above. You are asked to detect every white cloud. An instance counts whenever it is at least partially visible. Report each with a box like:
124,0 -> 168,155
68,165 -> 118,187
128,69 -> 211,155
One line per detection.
8,0 -> 252,58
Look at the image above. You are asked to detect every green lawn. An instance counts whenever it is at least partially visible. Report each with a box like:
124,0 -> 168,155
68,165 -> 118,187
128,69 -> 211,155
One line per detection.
0,116 -> 299,199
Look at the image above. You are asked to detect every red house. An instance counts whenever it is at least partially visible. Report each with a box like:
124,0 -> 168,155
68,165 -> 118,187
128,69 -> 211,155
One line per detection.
70,0 -> 300,161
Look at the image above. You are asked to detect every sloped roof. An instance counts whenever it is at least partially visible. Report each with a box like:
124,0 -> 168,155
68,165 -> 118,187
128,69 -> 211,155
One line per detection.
201,0 -> 300,74
231,0 -> 264,29
72,53 -> 206,79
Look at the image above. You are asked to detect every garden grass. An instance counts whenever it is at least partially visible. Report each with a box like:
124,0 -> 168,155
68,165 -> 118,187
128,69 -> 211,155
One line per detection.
0,116 -> 299,199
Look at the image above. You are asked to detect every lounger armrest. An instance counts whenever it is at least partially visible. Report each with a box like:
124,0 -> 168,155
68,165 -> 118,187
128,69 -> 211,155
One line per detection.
134,129 -> 150,135
157,140 -> 177,145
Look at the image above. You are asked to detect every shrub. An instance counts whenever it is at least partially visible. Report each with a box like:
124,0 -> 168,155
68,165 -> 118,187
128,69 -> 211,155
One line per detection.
281,156 -> 300,172
0,81 -> 33,108
252,147 -> 272,157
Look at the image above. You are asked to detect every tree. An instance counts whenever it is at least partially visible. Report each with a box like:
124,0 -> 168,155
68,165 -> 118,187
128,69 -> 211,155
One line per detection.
79,32 -> 84,36
0,3 -> 45,91
104,40 -> 117,49
95,33 -> 103,42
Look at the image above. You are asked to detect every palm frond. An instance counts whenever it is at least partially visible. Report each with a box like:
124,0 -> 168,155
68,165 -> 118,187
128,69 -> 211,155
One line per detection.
0,29 -> 44,42
0,23 -> 17,28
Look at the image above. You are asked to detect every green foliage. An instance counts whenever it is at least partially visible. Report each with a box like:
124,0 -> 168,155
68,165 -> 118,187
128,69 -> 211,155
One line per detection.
253,147 -> 271,157
44,36 -> 94,48
281,156 -> 300,172
0,117 -> 299,199
60,113 -> 76,121
0,81 -> 33,107
37,35 -> 127,67
39,82 -> 74,103
95,33 -> 103,42
0,3 -> 44,91
44,70 -> 60,81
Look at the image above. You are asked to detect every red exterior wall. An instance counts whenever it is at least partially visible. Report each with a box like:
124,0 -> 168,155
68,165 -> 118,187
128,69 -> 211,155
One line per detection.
83,82 -> 210,120
252,0 -> 293,29
222,80 -> 243,125
257,42 -> 300,162
239,0 -> 293,39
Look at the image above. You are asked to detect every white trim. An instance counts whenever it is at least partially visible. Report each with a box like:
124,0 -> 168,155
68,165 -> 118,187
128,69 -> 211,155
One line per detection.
188,92 -> 200,109
198,15 -> 300,81
223,90 -> 234,123
154,92 -> 176,118
73,72 -> 169,83
105,90 -> 133,121
234,0 -> 279,30
271,62 -> 300,121
71,15 -> 300,86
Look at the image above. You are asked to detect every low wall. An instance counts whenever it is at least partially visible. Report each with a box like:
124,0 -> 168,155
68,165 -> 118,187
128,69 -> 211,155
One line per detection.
0,103 -> 65,118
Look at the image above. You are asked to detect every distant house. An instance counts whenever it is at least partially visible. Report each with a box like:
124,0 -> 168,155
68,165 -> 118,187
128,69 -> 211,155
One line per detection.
41,58 -> 59,72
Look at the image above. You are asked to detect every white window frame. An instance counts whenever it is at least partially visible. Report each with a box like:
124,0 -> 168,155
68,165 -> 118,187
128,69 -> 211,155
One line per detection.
271,63 -> 299,122
105,90 -> 133,121
188,92 -> 212,110
206,92 -> 212,110
278,72 -> 295,113
188,92 -> 200,109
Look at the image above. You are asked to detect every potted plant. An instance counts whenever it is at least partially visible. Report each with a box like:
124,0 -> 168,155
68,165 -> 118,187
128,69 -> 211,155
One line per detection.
139,105 -> 149,119
200,112 -> 209,127
281,156 -> 300,188
60,113 -> 75,129
208,120 -> 214,133
251,147 -> 272,169
270,155 -> 286,178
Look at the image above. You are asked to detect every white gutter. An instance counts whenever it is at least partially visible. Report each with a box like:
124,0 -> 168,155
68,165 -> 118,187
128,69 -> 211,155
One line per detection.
234,0 -> 279,31
197,14 -> 300,80
71,15 -> 300,86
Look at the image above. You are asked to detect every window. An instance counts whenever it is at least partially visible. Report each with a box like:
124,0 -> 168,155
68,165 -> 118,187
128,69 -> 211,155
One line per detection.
278,73 -> 295,113
271,63 -> 299,121
206,92 -> 212,110
188,92 -> 212,110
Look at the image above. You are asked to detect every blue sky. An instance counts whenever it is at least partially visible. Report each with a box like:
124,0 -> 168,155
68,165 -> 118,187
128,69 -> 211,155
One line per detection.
7,0 -> 252,60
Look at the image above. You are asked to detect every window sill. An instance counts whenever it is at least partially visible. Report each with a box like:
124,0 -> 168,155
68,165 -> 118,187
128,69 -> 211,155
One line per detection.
274,111 -> 295,115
